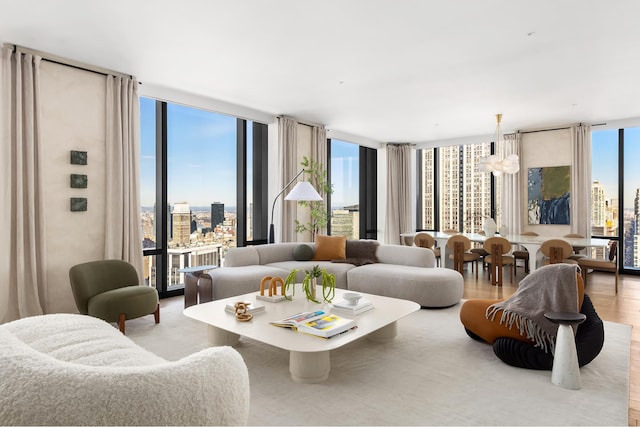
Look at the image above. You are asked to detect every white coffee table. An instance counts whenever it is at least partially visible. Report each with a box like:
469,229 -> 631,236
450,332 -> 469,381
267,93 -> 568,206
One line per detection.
183,285 -> 420,383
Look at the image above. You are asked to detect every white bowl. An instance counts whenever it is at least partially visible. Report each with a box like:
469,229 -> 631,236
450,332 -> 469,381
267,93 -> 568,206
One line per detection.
342,292 -> 363,306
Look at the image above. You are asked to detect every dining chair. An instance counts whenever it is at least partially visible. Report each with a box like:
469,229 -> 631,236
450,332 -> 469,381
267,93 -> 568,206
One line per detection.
540,239 -> 579,266
446,234 -> 480,279
470,231 -> 489,270
512,231 -> 538,273
443,228 -> 459,235
483,236 -> 515,286
578,240 -> 619,294
563,233 -> 588,261
414,232 -> 441,266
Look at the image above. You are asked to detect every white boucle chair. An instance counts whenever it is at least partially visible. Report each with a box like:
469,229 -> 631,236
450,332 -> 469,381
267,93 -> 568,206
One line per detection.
0,313 -> 250,426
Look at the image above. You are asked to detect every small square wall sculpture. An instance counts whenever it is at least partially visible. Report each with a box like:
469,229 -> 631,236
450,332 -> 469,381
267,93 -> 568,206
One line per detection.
70,174 -> 88,188
70,150 -> 87,165
70,197 -> 87,212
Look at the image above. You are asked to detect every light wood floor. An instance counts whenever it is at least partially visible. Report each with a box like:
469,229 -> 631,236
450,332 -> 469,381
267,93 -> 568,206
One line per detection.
459,264 -> 640,426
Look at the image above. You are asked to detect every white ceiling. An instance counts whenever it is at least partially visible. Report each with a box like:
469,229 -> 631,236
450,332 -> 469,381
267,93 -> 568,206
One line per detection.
2,0 -> 640,146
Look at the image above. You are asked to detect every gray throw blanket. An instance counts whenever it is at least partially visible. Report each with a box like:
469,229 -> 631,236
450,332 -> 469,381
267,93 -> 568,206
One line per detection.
486,263 -> 579,354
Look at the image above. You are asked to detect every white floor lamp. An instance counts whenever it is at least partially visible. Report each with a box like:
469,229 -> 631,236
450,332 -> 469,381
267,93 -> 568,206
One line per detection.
269,169 -> 323,244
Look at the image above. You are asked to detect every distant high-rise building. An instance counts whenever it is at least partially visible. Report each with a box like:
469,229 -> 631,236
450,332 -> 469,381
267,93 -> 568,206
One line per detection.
211,202 -> 224,228
435,144 -> 492,232
172,202 -> 191,246
635,189 -> 640,235
591,180 -> 606,231
331,205 -> 359,240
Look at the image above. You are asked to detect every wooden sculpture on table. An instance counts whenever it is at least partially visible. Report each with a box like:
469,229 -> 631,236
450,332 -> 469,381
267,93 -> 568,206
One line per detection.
257,276 -> 287,302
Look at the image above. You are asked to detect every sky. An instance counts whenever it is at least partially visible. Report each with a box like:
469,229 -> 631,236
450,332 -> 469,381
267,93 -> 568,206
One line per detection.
140,98 -> 359,209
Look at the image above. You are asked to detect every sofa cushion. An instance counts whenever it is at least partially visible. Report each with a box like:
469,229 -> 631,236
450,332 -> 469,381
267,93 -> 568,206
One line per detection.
347,264 -> 463,307
293,244 -> 314,261
332,239 -> 379,266
207,265 -> 290,300
313,235 -> 346,261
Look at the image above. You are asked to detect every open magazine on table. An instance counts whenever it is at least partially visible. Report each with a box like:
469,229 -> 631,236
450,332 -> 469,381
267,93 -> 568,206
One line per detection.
270,310 -> 356,339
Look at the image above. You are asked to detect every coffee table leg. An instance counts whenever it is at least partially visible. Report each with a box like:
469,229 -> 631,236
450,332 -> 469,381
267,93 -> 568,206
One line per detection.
290,350 -> 330,383
367,321 -> 398,342
208,325 -> 240,346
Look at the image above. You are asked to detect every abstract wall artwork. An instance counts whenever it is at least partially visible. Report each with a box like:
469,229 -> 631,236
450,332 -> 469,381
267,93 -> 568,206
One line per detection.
527,166 -> 571,225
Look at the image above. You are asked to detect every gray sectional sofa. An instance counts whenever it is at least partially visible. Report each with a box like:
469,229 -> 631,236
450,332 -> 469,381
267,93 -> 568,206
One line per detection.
190,241 -> 463,308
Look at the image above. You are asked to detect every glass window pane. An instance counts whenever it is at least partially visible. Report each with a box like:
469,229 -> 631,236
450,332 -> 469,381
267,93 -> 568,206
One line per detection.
623,127 -> 640,269
246,121 -> 254,242
463,143 -> 493,233
438,145 -> 461,231
591,129 -> 619,240
330,139 -> 359,239
419,149 -> 435,230
167,103 -> 236,280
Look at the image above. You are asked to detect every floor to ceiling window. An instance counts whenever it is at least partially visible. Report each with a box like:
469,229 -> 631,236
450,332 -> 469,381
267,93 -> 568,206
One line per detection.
328,139 -> 377,240
329,139 -> 359,239
140,97 -> 268,297
417,142 -> 494,233
591,127 -> 640,273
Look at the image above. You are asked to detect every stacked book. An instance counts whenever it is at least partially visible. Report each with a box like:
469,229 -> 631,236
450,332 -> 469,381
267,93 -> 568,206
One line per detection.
332,298 -> 374,315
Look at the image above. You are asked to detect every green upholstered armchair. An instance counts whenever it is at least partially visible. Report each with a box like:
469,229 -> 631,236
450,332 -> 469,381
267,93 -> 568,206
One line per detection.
69,259 -> 159,334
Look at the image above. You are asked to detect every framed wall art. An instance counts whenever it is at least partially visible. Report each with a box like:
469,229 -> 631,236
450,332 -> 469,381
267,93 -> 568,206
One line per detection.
527,165 -> 570,225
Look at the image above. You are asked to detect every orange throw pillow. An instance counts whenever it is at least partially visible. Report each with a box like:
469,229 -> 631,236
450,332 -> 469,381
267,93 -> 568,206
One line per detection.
312,235 -> 346,261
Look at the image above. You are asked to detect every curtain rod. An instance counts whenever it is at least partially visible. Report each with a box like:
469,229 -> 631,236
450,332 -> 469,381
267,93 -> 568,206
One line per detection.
276,115 -> 324,129
8,44 -> 135,81
519,122 -> 606,134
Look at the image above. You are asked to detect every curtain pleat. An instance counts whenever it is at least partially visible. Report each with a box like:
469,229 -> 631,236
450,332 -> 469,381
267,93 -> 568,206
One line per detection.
1,47 -> 47,322
502,133 -> 522,235
105,76 -> 144,283
278,116 -> 298,243
572,124 -> 592,236
384,144 -> 412,244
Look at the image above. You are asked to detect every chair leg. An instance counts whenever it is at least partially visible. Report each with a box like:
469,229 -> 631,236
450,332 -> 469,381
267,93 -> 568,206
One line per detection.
118,314 -> 126,334
154,304 -> 160,324
615,271 -> 618,294
475,260 -> 478,280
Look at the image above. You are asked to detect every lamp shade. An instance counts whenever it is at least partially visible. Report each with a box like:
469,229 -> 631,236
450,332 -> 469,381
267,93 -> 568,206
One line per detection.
284,181 -> 323,201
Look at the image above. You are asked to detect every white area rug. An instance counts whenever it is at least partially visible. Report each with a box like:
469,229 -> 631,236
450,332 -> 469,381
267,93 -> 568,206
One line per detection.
127,300 -> 630,426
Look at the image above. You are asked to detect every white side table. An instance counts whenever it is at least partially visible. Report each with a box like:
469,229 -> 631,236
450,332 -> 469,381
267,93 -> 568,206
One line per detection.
544,311 -> 587,390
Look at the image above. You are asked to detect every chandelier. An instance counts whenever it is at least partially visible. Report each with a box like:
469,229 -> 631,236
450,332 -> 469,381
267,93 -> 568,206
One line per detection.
478,113 -> 519,176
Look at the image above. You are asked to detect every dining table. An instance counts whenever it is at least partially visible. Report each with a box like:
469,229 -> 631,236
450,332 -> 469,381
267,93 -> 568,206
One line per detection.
400,231 -> 610,273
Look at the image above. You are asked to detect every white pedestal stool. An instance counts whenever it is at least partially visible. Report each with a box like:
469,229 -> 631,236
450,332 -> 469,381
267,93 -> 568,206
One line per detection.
544,311 -> 587,390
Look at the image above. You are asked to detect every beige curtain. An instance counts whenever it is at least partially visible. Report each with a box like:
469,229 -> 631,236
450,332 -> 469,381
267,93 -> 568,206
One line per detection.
311,125 -> 328,236
0,47 -> 48,322
502,132 -> 522,235
277,116 -> 298,243
104,76 -> 144,283
571,124 -> 592,236
384,144 -> 412,244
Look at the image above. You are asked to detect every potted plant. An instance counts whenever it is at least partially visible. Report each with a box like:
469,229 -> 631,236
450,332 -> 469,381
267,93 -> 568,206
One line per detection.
294,157 -> 333,240
283,265 -> 336,303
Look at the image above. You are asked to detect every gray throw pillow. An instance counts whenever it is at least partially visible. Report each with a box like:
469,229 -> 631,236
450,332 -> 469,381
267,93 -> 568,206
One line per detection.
293,244 -> 314,261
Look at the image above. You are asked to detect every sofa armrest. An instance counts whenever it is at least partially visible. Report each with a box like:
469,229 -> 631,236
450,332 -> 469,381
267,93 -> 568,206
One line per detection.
0,340 -> 250,426
376,244 -> 435,268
